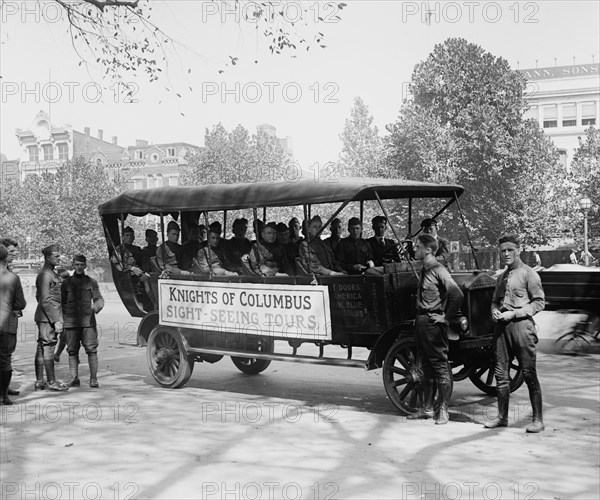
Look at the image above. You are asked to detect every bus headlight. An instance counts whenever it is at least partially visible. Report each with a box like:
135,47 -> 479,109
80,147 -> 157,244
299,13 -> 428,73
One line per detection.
459,316 -> 469,333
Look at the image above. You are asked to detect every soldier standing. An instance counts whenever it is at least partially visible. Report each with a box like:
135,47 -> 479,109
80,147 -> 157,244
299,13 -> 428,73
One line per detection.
61,254 -> 104,388
34,244 -> 68,391
0,245 -> 27,404
410,234 -> 463,424
485,234 -> 545,432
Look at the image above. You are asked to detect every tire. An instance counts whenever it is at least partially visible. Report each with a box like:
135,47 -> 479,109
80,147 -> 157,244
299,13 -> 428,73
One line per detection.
231,337 -> 274,375
146,326 -> 194,388
382,336 -> 453,415
468,346 -> 524,396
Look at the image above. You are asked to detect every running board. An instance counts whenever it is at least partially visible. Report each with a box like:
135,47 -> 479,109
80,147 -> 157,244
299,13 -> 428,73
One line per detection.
187,346 -> 368,369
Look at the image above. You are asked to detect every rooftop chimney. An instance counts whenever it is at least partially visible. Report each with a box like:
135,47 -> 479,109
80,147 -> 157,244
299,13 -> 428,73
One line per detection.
112,136 -> 118,145
84,127 -> 90,136
98,129 -> 103,141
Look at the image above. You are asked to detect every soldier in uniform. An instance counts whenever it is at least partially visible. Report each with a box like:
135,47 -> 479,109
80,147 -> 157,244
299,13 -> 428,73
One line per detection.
34,244 -> 68,391
61,254 -> 104,388
485,234 -> 545,433
420,218 -> 450,267
409,234 -> 463,424
1,245 -> 27,404
335,217 -> 374,274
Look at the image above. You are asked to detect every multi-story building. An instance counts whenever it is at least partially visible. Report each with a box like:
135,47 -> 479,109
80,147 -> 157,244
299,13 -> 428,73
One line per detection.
14,111 -> 201,188
521,63 -> 599,169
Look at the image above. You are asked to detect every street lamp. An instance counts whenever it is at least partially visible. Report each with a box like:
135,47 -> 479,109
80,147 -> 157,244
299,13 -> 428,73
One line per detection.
579,197 -> 592,266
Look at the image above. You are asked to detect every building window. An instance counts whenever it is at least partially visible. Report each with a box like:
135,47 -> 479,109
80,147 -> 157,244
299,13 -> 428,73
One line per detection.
42,144 -> 53,160
156,173 -> 164,187
57,143 -> 68,160
558,150 -> 567,168
167,147 -> 176,157
582,102 -> 597,126
542,105 -> 557,128
168,176 -> 178,187
132,178 -> 143,190
147,174 -> 154,189
28,146 -> 39,161
136,150 -> 144,160
96,158 -> 103,166
151,153 -> 159,163
562,103 -> 577,127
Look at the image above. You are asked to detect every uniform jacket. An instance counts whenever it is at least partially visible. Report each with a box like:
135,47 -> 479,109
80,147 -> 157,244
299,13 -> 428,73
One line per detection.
491,261 -> 545,319
299,238 -> 343,275
157,241 -> 185,274
0,266 -> 27,334
34,263 -> 63,324
335,237 -> 374,274
61,273 -> 104,328
112,244 -> 144,272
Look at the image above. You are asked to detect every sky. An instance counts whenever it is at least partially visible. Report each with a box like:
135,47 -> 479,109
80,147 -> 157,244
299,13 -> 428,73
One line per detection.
1,0 -> 599,169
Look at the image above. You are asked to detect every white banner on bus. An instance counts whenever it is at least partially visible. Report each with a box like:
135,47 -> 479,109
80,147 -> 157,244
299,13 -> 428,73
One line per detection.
159,279 -> 332,340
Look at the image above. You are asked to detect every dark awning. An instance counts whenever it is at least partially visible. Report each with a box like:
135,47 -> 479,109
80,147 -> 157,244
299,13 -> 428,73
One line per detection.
98,177 -> 464,216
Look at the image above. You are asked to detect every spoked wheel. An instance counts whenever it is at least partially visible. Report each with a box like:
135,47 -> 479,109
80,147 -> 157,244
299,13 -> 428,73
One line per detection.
451,363 -> 474,382
147,326 -> 194,388
556,311 -> 600,355
382,337 -> 453,415
231,337 -> 274,374
468,347 -> 524,396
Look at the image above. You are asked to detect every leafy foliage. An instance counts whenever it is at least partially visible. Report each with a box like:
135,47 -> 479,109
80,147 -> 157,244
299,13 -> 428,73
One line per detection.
180,123 -> 287,185
338,97 -> 384,177
384,38 -> 565,246
2,0 -> 346,83
0,158 -> 124,263
568,127 -> 600,243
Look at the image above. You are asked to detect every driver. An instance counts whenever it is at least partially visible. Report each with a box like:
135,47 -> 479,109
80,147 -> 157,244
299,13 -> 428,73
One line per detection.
335,217 -> 374,274
367,216 -> 399,266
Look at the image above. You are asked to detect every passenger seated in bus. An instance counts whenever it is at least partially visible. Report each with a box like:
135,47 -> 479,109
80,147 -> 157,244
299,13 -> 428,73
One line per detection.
323,217 -> 343,253
111,226 -> 155,306
200,221 -> 222,248
141,229 -> 158,273
181,224 -> 202,270
156,221 -> 192,275
223,218 -> 253,273
298,216 -> 345,276
335,217 -> 375,274
198,224 -> 208,244
288,217 -> 302,244
194,227 -> 238,276
246,222 -> 289,276
367,216 -> 400,266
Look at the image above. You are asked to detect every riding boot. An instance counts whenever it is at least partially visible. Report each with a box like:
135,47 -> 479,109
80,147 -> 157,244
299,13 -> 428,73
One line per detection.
54,333 -> 66,362
68,355 -> 80,386
0,370 -> 14,405
89,353 -> 99,388
407,378 -> 434,419
485,388 -> 510,428
435,379 -> 452,425
526,390 -> 545,433
35,343 -> 45,384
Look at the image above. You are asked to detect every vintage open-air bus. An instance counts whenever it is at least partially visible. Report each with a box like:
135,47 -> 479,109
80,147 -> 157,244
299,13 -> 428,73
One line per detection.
98,178 -> 525,414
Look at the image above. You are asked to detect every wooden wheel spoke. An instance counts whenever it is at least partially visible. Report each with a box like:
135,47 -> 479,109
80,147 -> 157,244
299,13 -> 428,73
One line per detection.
393,377 -> 408,387
485,368 -> 495,386
399,383 -> 414,400
391,366 -> 407,376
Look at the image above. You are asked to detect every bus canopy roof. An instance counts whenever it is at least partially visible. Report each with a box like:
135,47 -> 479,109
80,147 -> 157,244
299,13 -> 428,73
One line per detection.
98,178 -> 464,216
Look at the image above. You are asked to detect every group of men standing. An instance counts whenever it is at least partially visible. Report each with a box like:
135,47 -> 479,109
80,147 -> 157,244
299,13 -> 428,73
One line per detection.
0,239 -> 104,405
412,230 -> 545,432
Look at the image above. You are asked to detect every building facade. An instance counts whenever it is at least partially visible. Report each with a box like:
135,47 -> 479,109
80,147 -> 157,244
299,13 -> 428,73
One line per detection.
520,63 -> 599,169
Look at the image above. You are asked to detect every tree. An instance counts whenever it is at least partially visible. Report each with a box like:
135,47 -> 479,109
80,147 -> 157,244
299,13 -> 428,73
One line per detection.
569,127 -> 600,242
180,123 -> 286,186
384,38 -> 565,246
339,97 -> 384,177
0,158 -> 125,263
0,0 -> 346,83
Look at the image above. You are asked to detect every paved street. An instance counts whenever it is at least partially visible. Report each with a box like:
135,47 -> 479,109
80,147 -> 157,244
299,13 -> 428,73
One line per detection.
1,294 -> 599,500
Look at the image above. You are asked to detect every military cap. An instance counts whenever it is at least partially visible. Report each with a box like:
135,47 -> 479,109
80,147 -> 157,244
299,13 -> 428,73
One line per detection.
276,222 -> 289,233
167,220 -> 180,232
372,216 -> 387,225
348,217 -> 361,227
122,226 -> 135,234
145,229 -> 157,237
73,254 -> 87,263
420,218 -> 437,229
42,244 -> 60,256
